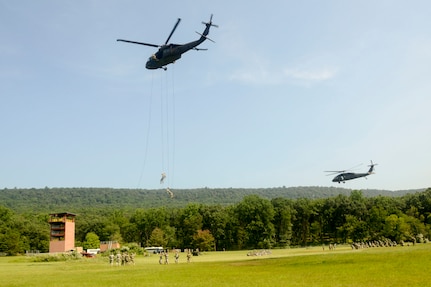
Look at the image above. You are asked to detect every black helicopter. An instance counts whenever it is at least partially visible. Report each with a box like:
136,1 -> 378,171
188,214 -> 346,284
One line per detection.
117,14 -> 217,70
325,161 -> 377,183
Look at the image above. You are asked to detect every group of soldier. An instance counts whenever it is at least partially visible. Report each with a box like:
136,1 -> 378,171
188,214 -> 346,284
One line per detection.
349,237 -> 427,249
158,250 -> 192,264
108,249 -> 194,265
246,249 -> 272,256
109,252 -> 135,266
350,239 -> 407,249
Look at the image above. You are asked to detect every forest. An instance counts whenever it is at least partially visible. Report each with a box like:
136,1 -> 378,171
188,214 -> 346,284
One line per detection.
0,186 -> 420,212
0,187 -> 430,255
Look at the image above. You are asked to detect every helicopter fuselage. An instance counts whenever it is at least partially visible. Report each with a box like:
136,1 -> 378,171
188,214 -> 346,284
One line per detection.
145,39 -> 204,69
145,46 -> 182,69
332,172 -> 370,183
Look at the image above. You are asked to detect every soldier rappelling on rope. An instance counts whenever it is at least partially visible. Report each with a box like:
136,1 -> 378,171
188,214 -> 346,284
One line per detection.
160,172 -> 166,184
166,187 -> 174,198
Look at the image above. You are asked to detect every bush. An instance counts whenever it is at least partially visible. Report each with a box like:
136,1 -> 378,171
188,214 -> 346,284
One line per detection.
29,251 -> 82,262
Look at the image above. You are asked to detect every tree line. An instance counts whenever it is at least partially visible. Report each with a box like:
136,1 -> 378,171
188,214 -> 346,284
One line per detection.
0,186 -> 420,213
1,189 -> 430,255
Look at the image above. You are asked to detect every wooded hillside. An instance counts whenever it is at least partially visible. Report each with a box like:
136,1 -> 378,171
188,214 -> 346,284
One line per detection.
1,187 -> 429,255
0,186 -> 423,213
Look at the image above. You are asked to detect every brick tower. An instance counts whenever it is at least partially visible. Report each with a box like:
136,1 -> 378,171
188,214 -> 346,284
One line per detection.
49,212 -> 76,253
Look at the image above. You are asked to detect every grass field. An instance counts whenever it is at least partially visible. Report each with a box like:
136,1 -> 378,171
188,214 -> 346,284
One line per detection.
1,244 -> 430,287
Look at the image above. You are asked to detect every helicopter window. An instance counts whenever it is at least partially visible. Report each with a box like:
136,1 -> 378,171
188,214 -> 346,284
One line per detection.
149,54 -> 158,61
155,50 -> 164,59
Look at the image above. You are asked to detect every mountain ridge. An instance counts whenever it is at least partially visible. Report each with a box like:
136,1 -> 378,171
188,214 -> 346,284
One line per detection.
1,186 -> 426,213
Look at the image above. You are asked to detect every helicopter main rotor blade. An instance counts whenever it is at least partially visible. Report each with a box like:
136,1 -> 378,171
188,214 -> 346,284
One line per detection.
165,18 -> 181,45
324,163 -> 363,176
117,39 -> 160,48
345,163 -> 363,171
324,171 -> 346,176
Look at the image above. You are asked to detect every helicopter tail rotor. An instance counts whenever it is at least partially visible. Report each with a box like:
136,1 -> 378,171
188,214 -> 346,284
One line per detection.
368,160 -> 377,167
202,14 -> 219,28
368,160 -> 378,173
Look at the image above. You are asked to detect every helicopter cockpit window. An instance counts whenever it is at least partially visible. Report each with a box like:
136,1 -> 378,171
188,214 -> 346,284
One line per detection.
150,54 -> 159,61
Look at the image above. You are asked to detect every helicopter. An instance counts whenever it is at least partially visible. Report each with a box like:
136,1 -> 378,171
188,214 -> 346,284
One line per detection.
117,14 -> 218,70
325,161 -> 377,183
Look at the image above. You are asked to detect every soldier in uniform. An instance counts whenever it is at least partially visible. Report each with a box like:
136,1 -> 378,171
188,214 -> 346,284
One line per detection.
121,252 -> 126,266
174,251 -> 179,263
116,253 -> 121,266
159,252 -> 163,264
164,251 -> 169,264
166,187 -> 174,198
187,250 -> 192,263
160,172 -> 166,184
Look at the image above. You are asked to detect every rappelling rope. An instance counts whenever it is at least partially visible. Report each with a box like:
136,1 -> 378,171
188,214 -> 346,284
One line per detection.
160,70 -> 166,175
170,65 -> 176,188
160,66 -> 176,195
160,68 -> 175,185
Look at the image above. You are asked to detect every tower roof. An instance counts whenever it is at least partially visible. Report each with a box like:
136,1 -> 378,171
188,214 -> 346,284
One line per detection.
49,212 -> 76,217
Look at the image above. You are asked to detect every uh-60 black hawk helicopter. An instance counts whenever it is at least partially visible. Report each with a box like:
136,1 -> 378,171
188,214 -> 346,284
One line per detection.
325,161 -> 377,183
117,14 -> 217,70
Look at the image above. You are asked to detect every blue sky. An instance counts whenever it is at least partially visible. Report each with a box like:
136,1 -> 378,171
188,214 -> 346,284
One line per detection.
1,1 -> 430,191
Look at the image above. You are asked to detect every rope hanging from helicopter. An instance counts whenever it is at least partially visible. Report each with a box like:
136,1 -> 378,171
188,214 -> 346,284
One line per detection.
159,66 -> 176,198
137,68 -> 176,199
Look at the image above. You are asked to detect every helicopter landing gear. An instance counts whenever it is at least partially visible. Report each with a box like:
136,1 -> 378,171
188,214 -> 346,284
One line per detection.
162,66 -> 167,71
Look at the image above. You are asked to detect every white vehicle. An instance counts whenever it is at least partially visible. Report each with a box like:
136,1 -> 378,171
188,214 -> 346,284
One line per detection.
86,248 -> 100,255
144,247 -> 163,254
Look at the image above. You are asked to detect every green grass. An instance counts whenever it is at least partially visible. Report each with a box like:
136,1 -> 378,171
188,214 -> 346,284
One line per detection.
1,244 -> 430,287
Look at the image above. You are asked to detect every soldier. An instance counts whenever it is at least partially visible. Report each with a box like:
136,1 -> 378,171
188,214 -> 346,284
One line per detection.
160,172 -> 166,184
116,253 -> 121,266
164,251 -> 169,264
166,187 -> 174,198
109,253 -> 114,266
187,250 -> 191,263
130,253 -> 135,265
174,251 -> 179,263
121,252 -> 126,266
159,252 -> 163,265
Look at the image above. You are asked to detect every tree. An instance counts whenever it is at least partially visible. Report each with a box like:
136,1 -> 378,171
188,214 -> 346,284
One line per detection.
291,198 -> 315,246
200,205 -> 229,251
129,208 -> 169,246
149,227 -> 167,247
193,229 -> 215,251
235,195 -> 275,249
339,214 -> 369,242
271,198 -> 294,247
176,204 -> 203,248
83,232 -> 100,250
